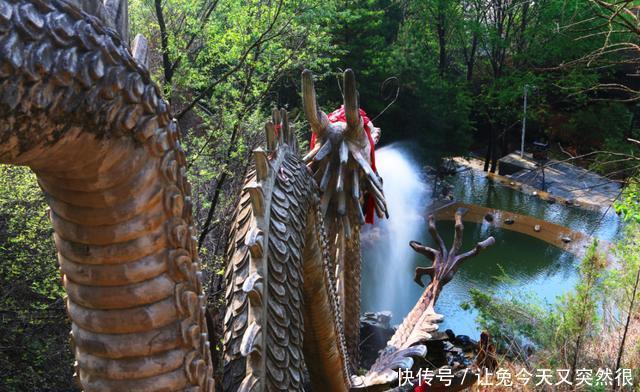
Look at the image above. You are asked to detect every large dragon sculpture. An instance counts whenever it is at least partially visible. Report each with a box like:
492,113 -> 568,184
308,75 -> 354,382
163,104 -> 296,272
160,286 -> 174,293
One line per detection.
0,1 -> 494,391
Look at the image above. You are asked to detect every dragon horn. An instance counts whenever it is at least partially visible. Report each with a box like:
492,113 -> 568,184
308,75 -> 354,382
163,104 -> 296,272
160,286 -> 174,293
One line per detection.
343,69 -> 361,138
301,69 -> 329,139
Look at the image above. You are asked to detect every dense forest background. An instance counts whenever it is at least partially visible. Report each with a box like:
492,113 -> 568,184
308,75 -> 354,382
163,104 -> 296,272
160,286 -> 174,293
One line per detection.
1,0 -> 639,390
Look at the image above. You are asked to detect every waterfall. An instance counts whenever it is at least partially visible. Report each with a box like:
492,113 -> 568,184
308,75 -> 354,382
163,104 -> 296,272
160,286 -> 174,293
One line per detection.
361,143 -> 429,324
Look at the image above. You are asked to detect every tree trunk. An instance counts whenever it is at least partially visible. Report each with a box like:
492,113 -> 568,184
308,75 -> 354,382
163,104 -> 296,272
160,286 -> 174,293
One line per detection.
466,32 -> 478,82
518,1 -> 530,54
490,145 -> 499,173
484,129 -> 493,172
436,8 -> 447,76
613,265 -> 640,390
198,171 -> 229,248
154,0 -> 174,86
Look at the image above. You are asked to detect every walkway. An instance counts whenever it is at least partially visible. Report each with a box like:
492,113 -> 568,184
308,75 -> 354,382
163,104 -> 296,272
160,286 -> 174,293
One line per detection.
452,155 -> 621,211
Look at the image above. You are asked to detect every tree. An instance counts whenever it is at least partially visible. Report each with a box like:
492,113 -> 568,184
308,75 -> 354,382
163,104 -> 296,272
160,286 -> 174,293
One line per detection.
129,0 -> 339,262
0,166 -> 76,391
608,224 -> 640,389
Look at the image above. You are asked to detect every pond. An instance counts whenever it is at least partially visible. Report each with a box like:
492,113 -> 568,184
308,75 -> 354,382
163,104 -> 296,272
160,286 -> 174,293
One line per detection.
360,143 -> 622,337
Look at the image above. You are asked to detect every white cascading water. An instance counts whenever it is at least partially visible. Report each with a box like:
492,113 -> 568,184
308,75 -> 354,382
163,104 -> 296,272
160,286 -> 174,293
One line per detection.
361,143 -> 429,323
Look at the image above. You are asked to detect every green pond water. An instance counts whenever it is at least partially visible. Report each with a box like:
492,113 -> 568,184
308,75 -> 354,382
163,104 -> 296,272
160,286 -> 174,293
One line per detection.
360,144 -> 622,337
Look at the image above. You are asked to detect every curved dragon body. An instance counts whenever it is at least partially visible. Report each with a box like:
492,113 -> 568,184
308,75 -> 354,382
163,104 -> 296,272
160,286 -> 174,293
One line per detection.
0,1 -> 489,391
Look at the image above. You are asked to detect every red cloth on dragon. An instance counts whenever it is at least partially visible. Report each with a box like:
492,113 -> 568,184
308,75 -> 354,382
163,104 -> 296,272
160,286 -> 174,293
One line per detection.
309,106 -> 378,224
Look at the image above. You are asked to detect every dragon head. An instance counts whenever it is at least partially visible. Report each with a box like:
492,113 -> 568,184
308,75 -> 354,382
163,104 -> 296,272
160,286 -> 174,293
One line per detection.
301,69 -> 388,234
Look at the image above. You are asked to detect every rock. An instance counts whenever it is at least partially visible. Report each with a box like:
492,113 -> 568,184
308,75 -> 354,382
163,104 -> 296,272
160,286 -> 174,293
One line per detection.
424,341 -> 448,368
359,311 -> 396,369
445,329 -> 456,341
424,165 -> 437,175
534,224 -> 541,232
407,329 -> 479,384
441,159 -> 458,175
429,331 -> 452,341
524,344 -> 535,356
361,310 -> 392,329
446,346 -> 472,369
388,382 -> 415,392
423,366 -> 478,390
377,311 -> 392,328
454,335 -> 472,345
453,335 -> 477,351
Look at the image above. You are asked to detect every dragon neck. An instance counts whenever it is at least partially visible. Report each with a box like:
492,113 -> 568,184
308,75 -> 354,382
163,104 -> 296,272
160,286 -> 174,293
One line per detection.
223,129 -> 352,391
0,1 -> 213,390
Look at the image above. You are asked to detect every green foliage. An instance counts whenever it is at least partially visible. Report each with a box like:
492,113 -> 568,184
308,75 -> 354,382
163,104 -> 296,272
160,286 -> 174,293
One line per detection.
552,241 -> 606,370
393,11 -> 475,157
129,0 -> 340,259
463,286 -> 561,354
322,0 -> 640,169
606,223 -> 640,313
616,180 -> 640,223
328,0 -> 475,161
0,167 -> 61,302
606,223 -> 640,373
0,166 -> 76,391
